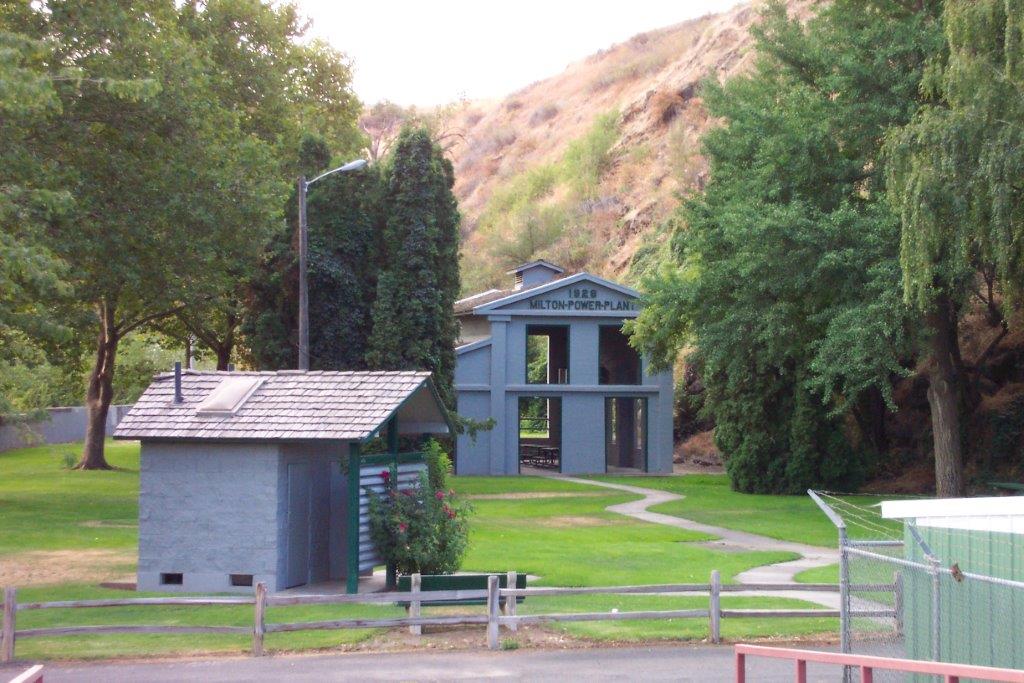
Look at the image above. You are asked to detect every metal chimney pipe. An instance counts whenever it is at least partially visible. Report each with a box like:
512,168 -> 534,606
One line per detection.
173,361 -> 183,403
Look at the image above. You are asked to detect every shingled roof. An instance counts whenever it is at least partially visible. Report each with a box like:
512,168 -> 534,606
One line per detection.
453,274 -> 571,315
114,370 -> 446,442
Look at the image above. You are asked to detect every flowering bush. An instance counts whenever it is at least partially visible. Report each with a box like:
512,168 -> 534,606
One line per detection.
366,441 -> 471,575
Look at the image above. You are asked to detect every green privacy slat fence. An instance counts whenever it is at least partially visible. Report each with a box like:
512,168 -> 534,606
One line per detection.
903,525 -> 1024,678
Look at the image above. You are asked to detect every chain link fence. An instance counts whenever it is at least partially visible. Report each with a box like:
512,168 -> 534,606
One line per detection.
809,490 -> 1024,682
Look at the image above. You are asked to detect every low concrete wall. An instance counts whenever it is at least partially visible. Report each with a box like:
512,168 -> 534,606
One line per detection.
0,405 -> 132,452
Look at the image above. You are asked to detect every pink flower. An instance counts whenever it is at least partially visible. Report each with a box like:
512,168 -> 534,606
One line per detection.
398,522 -> 408,533
435,491 -> 445,500
380,470 -> 391,484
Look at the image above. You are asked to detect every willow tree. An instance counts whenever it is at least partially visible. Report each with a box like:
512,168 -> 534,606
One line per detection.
885,0 -> 1024,496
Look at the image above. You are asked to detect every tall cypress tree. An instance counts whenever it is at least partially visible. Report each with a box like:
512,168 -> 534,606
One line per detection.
366,126 -> 461,405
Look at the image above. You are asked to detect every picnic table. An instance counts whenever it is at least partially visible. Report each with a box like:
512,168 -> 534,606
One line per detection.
520,444 -> 560,470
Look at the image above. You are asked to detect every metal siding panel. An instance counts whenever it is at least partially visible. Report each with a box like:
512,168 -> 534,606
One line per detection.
356,462 -> 426,572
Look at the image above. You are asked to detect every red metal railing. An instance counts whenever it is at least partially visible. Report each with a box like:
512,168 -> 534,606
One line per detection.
734,644 -> 1024,683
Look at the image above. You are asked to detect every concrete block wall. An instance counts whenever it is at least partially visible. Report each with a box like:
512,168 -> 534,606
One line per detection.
0,405 -> 132,452
137,442 -> 280,593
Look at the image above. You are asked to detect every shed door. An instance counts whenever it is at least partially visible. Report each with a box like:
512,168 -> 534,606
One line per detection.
285,463 -> 310,588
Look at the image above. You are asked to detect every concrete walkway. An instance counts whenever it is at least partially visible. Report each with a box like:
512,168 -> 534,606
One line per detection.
557,477 -> 840,608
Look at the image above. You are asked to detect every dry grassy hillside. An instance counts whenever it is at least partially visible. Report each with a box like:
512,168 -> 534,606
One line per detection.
446,0 -> 812,293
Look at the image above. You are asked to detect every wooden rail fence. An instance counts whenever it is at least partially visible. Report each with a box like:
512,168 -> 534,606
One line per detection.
1,572 -> 895,661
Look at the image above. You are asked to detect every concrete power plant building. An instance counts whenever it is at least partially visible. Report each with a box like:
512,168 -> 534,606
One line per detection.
453,261 -> 674,475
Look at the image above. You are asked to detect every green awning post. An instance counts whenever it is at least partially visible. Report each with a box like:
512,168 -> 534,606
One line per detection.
346,443 -> 361,594
386,415 -> 398,589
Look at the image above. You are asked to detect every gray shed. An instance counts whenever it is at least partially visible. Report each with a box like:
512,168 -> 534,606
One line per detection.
114,369 -> 451,594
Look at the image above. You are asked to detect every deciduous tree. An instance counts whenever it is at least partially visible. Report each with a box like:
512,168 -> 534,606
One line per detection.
630,0 -> 942,492
175,0 -> 362,369
25,0 -> 283,468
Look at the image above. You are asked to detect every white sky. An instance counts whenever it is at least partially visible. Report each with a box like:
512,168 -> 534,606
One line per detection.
297,0 -> 746,107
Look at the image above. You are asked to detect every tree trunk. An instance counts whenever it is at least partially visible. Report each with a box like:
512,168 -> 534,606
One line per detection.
852,386 -> 889,454
79,302 -> 118,470
216,345 -> 232,371
215,316 -> 235,371
925,294 -> 964,497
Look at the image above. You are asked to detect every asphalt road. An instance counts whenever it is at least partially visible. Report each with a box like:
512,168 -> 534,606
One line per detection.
22,645 -> 862,682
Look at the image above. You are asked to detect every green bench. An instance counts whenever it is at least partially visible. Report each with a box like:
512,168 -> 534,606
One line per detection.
396,573 -> 527,606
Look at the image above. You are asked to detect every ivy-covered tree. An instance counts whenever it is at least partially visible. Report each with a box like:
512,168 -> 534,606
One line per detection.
630,0 -> 942,492
243,136 -> 382,370
242,136 -> 331,369
885,0 -> 1024,496
366,126 -> 461,405
305,166 -> 384,370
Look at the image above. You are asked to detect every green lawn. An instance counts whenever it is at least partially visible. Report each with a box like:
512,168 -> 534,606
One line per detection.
14,583 -> 403,660
518,594 -> 837,641
795,564 -> 839,583
453,476 -> 797,586
594,474 -> 896,548
0,441 -> 842,659
0,440 -> 140,555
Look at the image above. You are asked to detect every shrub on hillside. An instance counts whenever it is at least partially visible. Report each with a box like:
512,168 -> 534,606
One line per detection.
528,103 -> 560,126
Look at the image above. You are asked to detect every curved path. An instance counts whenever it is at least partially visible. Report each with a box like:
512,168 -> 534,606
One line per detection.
556,476 -> 841,608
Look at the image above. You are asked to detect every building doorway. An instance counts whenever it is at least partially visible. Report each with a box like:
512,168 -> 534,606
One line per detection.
518,396 -> 562,473
285,462 -> 310,588
605,397 -> 647,472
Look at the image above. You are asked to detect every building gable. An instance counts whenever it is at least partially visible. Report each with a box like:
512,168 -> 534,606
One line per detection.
474,273 -> 640,316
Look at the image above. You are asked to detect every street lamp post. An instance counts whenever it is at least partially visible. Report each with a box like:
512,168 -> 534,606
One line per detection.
297,158 -> 368,370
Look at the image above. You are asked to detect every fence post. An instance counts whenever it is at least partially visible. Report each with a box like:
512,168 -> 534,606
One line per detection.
409,573 -> 422,636
893,570 -> 903,639
486,574 -> 499,650
252,582 -> 266,657
709,570 -> 721,644
3,587 -> 16,663
838,527 -> 852,683
929,556 -> 941,661
504,571 -> 518,633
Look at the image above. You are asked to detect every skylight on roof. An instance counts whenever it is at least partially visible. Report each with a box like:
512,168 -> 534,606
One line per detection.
195,376 -> 263,415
